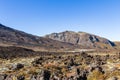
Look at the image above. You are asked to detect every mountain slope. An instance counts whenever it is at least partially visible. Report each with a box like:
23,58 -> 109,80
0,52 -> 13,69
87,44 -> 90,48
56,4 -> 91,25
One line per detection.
0,24 -> 40,44
0,24 -> 77,51
45,31 -> 115,49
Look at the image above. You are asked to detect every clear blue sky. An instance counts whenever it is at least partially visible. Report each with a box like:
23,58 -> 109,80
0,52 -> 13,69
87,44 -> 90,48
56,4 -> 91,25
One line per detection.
0,0 -> 120,41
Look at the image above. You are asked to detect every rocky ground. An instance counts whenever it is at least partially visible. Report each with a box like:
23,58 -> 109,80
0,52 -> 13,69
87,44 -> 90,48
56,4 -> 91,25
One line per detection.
0,52 -> 120,80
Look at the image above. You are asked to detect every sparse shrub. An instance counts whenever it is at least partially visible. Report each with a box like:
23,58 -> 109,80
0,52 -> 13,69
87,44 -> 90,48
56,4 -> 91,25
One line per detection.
87,69 -> 105,80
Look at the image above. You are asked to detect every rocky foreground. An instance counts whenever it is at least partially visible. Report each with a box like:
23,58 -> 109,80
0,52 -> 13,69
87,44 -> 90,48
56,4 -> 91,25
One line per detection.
0,52 -> 120,80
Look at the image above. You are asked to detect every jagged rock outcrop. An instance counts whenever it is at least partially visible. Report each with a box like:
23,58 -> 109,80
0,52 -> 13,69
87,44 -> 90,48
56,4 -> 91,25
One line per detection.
45,31 -> 115,49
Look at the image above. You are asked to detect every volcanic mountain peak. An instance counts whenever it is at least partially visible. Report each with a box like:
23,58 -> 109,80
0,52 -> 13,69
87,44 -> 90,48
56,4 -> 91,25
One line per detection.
45,31 -> 115,49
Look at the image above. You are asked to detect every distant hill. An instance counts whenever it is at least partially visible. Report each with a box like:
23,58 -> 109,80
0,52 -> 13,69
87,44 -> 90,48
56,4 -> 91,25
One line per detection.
0,24 -> 77,51
45,31 -> 116,49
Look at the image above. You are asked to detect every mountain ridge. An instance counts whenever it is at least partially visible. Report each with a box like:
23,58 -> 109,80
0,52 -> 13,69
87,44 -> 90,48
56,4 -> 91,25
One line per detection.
45,31 -> 116,49
0,23 -> 117,50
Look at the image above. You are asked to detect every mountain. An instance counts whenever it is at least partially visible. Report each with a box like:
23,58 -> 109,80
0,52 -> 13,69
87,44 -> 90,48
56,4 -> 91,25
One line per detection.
0,24 -> 77,51
45,31 -> 116,49
0,23 -> 117,50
